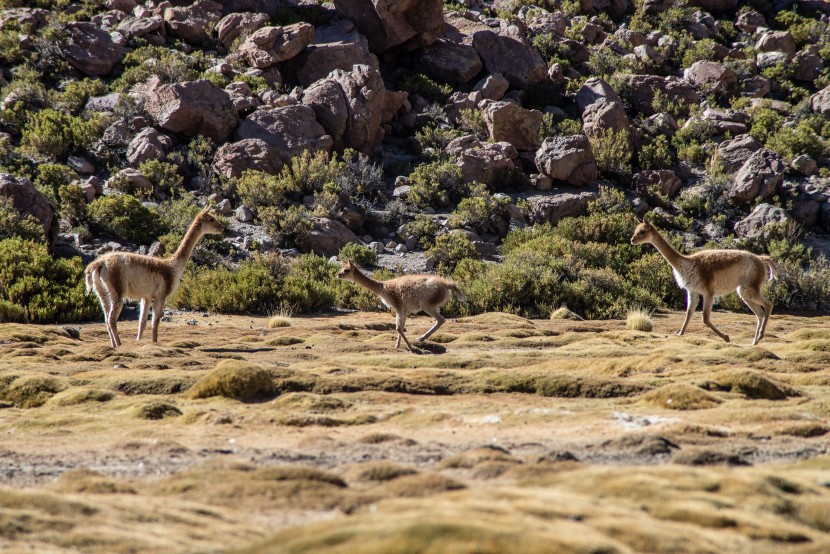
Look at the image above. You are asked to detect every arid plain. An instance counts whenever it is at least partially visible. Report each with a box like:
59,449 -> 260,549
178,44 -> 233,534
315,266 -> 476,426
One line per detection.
1,309 -> 829,553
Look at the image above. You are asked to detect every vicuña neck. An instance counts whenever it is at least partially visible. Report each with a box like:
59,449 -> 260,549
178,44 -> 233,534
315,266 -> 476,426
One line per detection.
648,228 -> 687,270
351,266 -> 384,296
169,221 -> 204,266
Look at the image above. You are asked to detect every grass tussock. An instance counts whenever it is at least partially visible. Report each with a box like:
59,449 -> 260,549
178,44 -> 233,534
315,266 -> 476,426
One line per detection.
626,308 -> 653,332
550,307 -> 584,321
267,316 -> 292,328
440,447 -> 518,470
50,469 -> 137,495
266,336 -> 303,346
737,347 -> 780,362
0,374 -> 67,408
129,401 -> 183,420
780,423 -> 829,438
45,387 -> 114,407
705,371 -> 792,400
640,383 -> 722,410
187,360 -> 276,402
377,473 -> 466,498
348,461 -> 418,483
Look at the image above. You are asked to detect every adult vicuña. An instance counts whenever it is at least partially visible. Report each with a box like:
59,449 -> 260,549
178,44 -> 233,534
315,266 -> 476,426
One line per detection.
631,217 -> 777,345
85,205 -> 224,347
337,259 -> 465,352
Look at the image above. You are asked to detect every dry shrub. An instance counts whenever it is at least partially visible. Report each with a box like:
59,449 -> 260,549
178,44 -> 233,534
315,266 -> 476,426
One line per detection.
257,467 -> 347,488
458,312 -> 535,328
349,461 -> 418,483
267,316 -> 292,328
550,307 -> 584,320
187,360 -> 276,402
0,375 -> 67,408
707,370 -> 791,400
626,308 -> 653,332
45,387 -> 114,407
641,383 -> 721,410
130,402 -> 182,420
795,499 -> 830,532
780,423 -> 829,438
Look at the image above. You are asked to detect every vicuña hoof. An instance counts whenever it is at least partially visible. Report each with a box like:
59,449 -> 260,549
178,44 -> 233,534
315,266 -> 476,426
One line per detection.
722,335 -> 730,343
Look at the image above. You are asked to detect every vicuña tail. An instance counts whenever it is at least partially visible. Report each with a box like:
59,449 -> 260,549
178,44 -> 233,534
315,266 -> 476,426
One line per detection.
759,256 -> 778,281
85,261 -> 103,296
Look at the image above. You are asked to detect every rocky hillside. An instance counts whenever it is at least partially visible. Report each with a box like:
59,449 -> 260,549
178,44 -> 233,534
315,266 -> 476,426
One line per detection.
1,0 -> 829,322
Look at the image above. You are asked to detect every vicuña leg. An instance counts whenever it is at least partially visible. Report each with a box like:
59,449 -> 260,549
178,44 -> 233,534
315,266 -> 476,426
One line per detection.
151,299 -> 164,343
137,298 -> 150,341
738,290 -> 765,345
417,308 -> 445,342
702,295 -> 729,343
107,299 -> 124,348
677,290 -> 699,335
394,311 -> 414,352
742,287 -> 773,343
92,278 -> 115,346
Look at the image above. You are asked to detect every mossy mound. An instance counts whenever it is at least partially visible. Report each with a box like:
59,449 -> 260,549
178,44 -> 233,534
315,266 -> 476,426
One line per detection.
736,347 -> 780,362
273,392 -> 349,412
187,360 -> 276,402
0,374 -> 67,408
45,387 -> 114,407
348,462 -> 418,483
707,371 -> 792,400
641,383 -> 722,410
130,402 -> 182,420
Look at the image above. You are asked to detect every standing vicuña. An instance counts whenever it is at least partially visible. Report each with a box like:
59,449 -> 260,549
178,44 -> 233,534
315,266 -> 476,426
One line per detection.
631,218 -> 777,345
337,260 -> 466,352
85,205 -> 224,348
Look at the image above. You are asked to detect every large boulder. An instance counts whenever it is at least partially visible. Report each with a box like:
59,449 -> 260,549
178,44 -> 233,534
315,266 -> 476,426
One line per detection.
145,80 -> 238,142
736,10 -> 765,32
715,134 -> 763,173
701,108 -> 748,135
535,135 -> 598,186
472,29 -> 548,89
163,0 -> 222,46
303,64 -> 405,154
297,217 -> 361,257
480,100 -> 543,152
419,39 -> 483,84
333,0 -> 443,54
729,149 -> 785,203
755,31 -> 796,59
215,12 -> 269,49
212,139 -> 283,179
239,24 -> 315,68
734,204 -> 794,239
576,79 -> 631,140
576,78 -> 623,112
117,16 -> 165,41
621,75 -> 699,116
633,170 -> 683,198
126,127 -> 173,166
235,105 -> 333,162
0,174 -> 56,245
686,0 -> 738,13
810,84 -> 830,115
286,20 -> 379,87
793,48 -> 823,82
454,140 -> 519,185
684,61 -> 737,96
526,185 -> 601,225
61,22 -> 126,76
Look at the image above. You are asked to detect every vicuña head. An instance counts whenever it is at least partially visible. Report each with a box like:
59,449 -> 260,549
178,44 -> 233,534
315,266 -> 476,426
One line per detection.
85,204 -> 224,348
336,258 -> 465,352
630,213 -> 777,345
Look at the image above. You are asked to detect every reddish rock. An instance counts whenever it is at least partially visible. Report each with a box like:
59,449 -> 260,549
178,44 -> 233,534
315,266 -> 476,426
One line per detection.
480,100 -> 543,152
126,127 -> 173,166
145,80 -> 238,142
333,0 -> 444,53
215,12 -> 269,49
729,149 -> 785,203
811,84 -> 830,115
715,134 -> 763,173
286,20 -> 379,87
420,39 -> 483,84
755,31 -> 797,59
240,24 -> 314,68
684,61 -> 737,96
235,105 -> 333,162
634,170 -> 683,198
61,22 -> 126,76
212,139 -> 283,179
621,74 -> 699,116
455,140 -> 519,185
163,0 -> 222,46
535,135 -> 598,186
0,173 -> 55,244
297,217 -> 362,257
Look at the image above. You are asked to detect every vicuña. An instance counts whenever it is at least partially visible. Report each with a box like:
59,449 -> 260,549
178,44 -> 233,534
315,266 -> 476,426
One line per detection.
631,217 -> 778,345
337,259 -> 465,352
85,205 -> 224,347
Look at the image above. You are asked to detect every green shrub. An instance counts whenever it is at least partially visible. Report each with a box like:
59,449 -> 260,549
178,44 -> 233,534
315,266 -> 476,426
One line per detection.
398,73 -> 452,102
188,360 -> 276,402
407,161 -> 465,208
58,183 -> 87,226
457,108 -> 487,139
415,124 -> 461,155
426,232 -> 480,273
52,78 -> 107,114
0,237 -> 99,323
448,183 -> 510,236
404,214 -> 439,249
765,116 -> 830,162
589,128 -> 632,177
638,135 -> 674,170
138,159 -> 184,193
20,109 -> 103,161
260,204 -> 315,245
87,195 -> 166,245
0,197 -> 44,242
339,243 -> 378,267
111,45 -> 206,92
34,163 -> 75,208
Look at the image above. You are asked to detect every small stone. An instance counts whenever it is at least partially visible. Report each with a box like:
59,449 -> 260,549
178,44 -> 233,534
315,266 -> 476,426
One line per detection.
369,241 -> 385,254
386,241 -> 397,249
395,244 -> 408,254
235,205 -> 253,222
214,198 -> 233,215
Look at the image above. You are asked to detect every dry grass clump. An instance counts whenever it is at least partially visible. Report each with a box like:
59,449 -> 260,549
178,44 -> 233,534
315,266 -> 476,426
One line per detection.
267,316 -> 292,328
50,469 -> 137,495
672,449 -> 750,467
706,370 -> 792,400
274,392 -> 349,412
348,461 -> 418,483
459,312 -> 535,328
357,433 -> 415,445
550,307 -> 584,320
377,473 -> 466,498
626,308 -> 654,332
266,336 -> 303,346
440,446 -> 518,470
187,360 -> 275,402
45,387 -> 114,407
129,401 -> 182,420
0,374 -> 67,408
640,383 -> 722,410
780,423 -> 829,438
736,347 -> 780,362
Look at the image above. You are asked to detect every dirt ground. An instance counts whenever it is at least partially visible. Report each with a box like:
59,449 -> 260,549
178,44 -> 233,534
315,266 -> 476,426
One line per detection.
1,308 -> 829,553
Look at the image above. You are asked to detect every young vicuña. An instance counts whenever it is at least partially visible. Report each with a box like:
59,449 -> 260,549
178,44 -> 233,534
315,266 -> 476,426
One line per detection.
631,217 -> 777,345
85,205 -> 224,347
337,259 -> 465,352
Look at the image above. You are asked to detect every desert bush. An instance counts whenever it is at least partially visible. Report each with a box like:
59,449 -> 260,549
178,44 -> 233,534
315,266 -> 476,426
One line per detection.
188,360 -> 276,402
589,128 -> 632,177
0,237 -> 99,323
415,124 -> 461,156
776,10 -> 826,48
87,194 -> 166,245
20,109 -> 103,161
338,243 -> 378,267
52,78 -> 107,114
765,116 -> 830,162
138,159 -> 184,193
407,160 -> 465,208
58,183 -> 87,226
457,108 -> 487,139
336,149 -> 386,200
260,204 -> 315,245
0,197 -> 45,242
638,135 -> 674,170
398,73 -> 452,102
112,45 -> 205,92
426,233 -> 480,273
448,183 -> 510,236
404,214 -> 439,249
626,308 -> 654,332
34,163 -> 75,208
